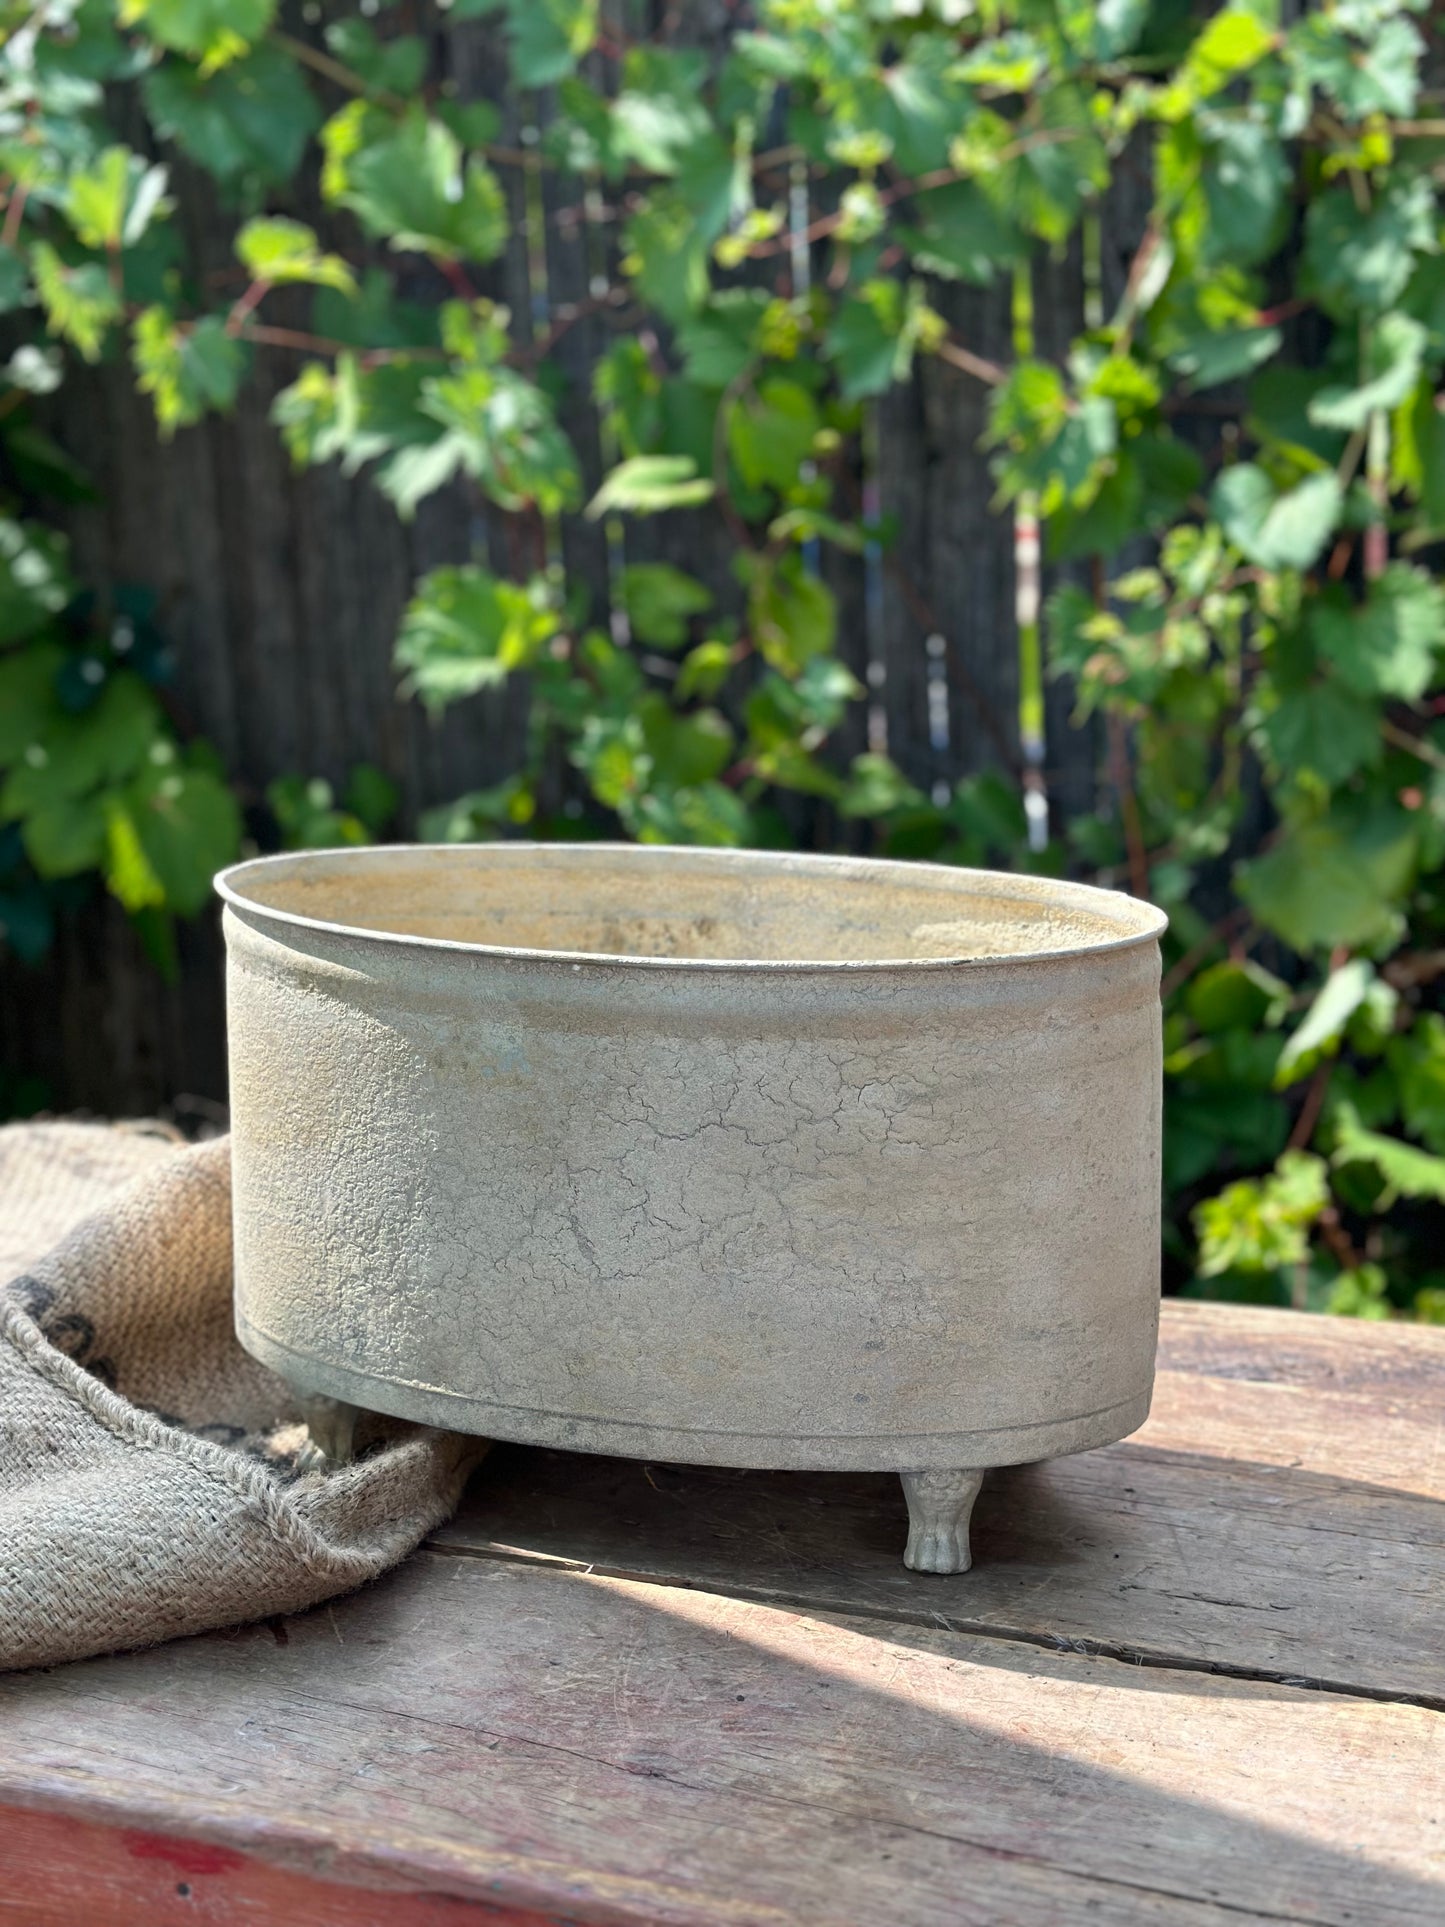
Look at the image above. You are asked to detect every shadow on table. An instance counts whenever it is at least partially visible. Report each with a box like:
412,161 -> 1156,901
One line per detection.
431,1441 -> 1441,1703
3,1529 -> 1436,1927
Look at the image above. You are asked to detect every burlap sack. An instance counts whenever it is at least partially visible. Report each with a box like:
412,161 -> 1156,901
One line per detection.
0,1122 -> 482,1671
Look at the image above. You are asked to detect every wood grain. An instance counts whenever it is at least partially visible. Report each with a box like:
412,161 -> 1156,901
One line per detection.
0,1804 -> 562,1927
431,1302 -> 1445,1705
2,1549 -> 1440,1927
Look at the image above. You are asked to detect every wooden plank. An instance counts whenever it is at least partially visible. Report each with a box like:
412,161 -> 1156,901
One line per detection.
0,1804 -> 562,1927
1157,1296 -> 1445,1395
431,1302 -> 1445,1704
1,1550 -> 1439,1927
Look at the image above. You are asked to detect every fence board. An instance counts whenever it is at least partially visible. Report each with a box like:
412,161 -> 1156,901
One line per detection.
878,277 -> 1020,794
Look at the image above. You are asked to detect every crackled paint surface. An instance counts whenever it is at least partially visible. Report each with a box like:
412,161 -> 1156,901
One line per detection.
220,846 -> 1165,1478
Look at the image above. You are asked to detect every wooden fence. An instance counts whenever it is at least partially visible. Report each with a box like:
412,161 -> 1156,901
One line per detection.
0,10 -> 1150,1119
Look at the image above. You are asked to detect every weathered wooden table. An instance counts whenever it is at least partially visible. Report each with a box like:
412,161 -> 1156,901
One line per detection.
2,1301 -> 1441,1926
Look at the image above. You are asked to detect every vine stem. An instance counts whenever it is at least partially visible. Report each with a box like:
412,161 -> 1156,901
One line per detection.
1382,720 -> 1445,771
1364,406 -> 1390,580
935,339 -> 1008,386
515,287 -> 631,365
439,257 -> 481,303
1,180 -> 28,248
238,322 -> 444,364
225,278 -> 271,337
1287,1061 -> 1333,1152
271,29 -> 538,169
1107,709 -> 1151,902
272,30 -> 407,114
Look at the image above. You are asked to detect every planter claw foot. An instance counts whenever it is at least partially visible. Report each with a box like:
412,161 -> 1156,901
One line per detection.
292,1389 -> 360,1471
900,1468 -> 985,1574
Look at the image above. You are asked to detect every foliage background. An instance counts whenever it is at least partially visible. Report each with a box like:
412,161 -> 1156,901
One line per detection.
2,0 -> 1444,1321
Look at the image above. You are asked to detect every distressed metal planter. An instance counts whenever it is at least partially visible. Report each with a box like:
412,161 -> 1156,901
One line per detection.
217,844 -> 1166,1573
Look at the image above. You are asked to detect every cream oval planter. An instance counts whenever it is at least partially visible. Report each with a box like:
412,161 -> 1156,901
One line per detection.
217,844 -> 1166,1573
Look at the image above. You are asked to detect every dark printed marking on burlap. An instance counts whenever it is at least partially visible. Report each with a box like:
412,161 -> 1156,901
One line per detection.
6,1273 -> 275,1449
5,1274 -> 54,1322
191,1422 -> 248,1446
8,1296 -> 118,1386
8,1270 -> 339,1477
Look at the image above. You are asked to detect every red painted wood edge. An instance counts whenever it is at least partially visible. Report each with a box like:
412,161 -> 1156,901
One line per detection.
0,1804 -> 571,1927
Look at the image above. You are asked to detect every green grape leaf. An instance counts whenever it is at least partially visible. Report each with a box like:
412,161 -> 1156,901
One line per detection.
1289,11 -> 1423,122
619,564 -> 712,649
586,455 -> 715,518
342,764 -> 399,836
1395,375 -> 1445,523
454,0 -> 598,87
634,780 -> 751,848
1161,7 -> 1277,117
1238,797 -> 1417,954
419,775 -> 535,842
132,309 -> 248,436
898,179 -> 1021,286
622,193 -> 711,323
638,696 -> 734,788
1193,1150 -> 1329,1277
142,45 -> 320,187
1310,565 -> 1444,702
30,243 -> 122,363
323,19 -> 427,95
0,524 -> 72,651
676,291 -> 769,389
117,760 -> 242,916
1333,1105 -> 1445,1203
728,378 -> 819,493
20,792 -> 107,878
676,639 -> 735,704
1256,680 -> 1381,786
412,363 -> 580,516
0,646 -> 66,764
744,553 -> 836,675
1185,959 -> 1288,1036
839,752 -> 926,821
235,217 -> 356,295
0,674 -> 163,816
1304,178 -> 1436,320
1248,364 -> 1348,465
1212,465 -> 1342,571
329,108 -> 507,263
1274,959 -> 1375,1088
1194,1140 -> 1333,1279
1201,117 -> 1290,268
1166,324 -> 1282,391
613,54 -> 712,175
1389,1013 -> 1445,1154
395,566 -> 559,710
62,146 -> 170,251
824,281 -> 925,400
119,0 -> 275,66
1309,313 -> 1427,432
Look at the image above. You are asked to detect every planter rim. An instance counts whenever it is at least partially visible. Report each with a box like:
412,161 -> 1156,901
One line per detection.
215,841 -> 1167,975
